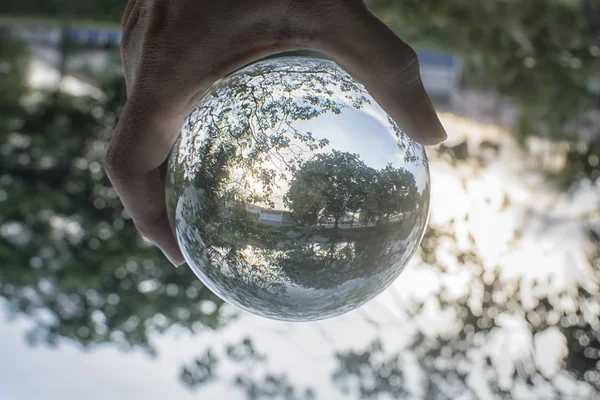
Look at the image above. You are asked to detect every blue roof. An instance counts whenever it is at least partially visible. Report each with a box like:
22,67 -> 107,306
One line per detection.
415,49 -> 457,68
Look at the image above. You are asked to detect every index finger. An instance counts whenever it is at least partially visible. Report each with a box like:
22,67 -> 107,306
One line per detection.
105,100 -> 186,266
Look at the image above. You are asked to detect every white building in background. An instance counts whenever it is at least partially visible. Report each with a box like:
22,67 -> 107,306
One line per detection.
4,25 -> 122,47
246,205 -> 295,226
415,49 -> 463,101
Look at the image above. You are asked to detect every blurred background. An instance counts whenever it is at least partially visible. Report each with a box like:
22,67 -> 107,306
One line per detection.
0,1 -> 599,399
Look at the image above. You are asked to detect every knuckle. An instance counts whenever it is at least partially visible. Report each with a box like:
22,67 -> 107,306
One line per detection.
120,2 -> 142,47
270,0 -> 335,47
145,0 -> 174,37
121,0 -> 174,55
103,145 -> 122,176
402,46 -> 420,69
277,18 -> 319,48
104,140 -> 134,180
385,47 -> 422,89
134,219 -> 155,239
120,0 -> 138,31
134,210 -> 167,239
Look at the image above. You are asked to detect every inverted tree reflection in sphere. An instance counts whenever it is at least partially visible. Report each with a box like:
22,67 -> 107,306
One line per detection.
166,57 -> 430,321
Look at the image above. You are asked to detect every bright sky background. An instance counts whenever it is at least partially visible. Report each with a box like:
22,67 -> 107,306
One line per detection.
296,103 -> 430,191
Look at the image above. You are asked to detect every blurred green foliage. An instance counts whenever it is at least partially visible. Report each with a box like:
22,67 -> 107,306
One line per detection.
0,28 -> 28,123
367,0 -> 600,142
0,34 -> 229,352
0,0 -> 126,23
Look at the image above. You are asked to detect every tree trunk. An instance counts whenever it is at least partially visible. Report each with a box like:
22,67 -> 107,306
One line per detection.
53,4 -> 73,103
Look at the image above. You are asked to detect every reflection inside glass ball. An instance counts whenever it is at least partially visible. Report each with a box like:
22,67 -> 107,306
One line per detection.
166,56 -> 430,321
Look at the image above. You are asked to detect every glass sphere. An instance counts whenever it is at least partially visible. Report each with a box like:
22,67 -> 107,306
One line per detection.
166,56 -> 430,321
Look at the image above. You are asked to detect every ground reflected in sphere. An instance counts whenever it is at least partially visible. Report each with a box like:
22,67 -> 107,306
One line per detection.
166,57 -> 430,321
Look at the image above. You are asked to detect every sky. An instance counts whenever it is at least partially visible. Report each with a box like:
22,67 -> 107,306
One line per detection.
0,294 -> 410,400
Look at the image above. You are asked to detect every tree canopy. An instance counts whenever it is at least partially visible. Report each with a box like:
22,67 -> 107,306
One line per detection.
285,152 -> 419,227
0,35 -> 229,352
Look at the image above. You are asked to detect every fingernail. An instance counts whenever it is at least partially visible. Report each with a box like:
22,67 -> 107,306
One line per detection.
415,117 -> 448,146
162,250 -> 185,267
419,129 -> 447,145
412,99 -> 447,145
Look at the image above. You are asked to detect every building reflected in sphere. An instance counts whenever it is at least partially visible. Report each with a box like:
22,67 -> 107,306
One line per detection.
166,56 -> 430,321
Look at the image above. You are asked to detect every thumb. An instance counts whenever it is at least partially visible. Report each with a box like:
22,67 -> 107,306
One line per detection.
315,2 -> 447,145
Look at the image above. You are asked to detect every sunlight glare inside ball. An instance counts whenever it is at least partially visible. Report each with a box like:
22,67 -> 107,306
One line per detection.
166,56 -> 430,321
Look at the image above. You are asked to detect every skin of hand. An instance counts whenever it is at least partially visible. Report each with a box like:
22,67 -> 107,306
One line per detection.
104,0 -> 447,266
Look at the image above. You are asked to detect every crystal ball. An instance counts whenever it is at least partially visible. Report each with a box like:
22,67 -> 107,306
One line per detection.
166,56 -> 430,321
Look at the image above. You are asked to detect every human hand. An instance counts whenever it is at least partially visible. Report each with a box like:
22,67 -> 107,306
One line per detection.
104,0 -> 447,266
